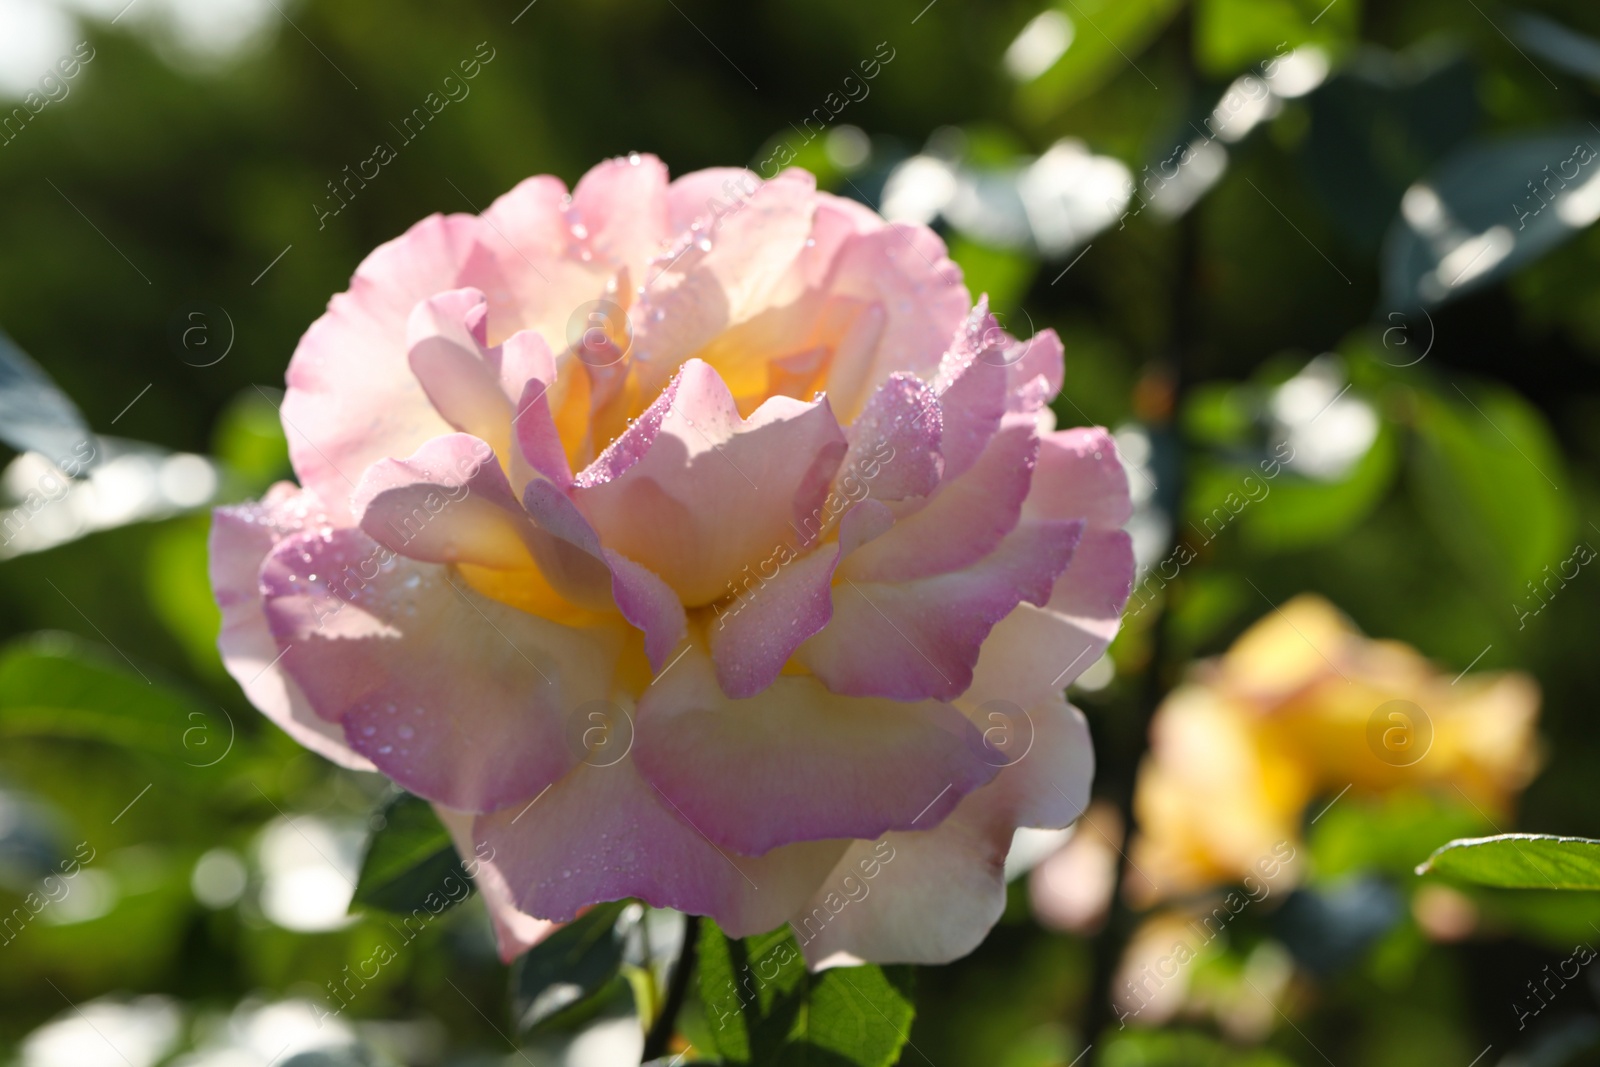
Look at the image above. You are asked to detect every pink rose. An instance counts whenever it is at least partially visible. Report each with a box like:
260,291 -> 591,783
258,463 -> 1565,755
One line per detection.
210,154 -> 1133,966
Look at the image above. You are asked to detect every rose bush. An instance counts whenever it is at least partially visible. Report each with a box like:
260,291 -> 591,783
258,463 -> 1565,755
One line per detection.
209,154 -> 1133,966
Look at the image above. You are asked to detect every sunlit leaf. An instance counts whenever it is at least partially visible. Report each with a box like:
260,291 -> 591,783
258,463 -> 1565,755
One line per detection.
1099,1027 -> 1299,1066
351,792 -> 472,915
946,236 -> 1037,318
145,515 -> 224,679
1513,10 -> 1600,82
1196,0 -> 1360,77
0,633 -> 208,757
1418,834 -> 1600,890
1016,0 -> 1185,118
210,388 -> 290,495
1238,423 -> 1399,551
699,921 -> 915,1067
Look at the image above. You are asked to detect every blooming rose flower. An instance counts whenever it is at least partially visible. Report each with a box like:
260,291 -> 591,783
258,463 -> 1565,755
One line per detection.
1119,595 -> 1540,907
210,154 -> 1133,966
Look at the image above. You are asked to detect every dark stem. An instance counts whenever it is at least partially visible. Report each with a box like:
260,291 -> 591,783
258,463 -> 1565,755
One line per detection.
641,913 -> 702,1063
1080,41 -> 1200,1036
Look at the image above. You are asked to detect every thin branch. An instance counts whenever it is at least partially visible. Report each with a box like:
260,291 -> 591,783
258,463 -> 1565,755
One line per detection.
641,914 -> 702,1062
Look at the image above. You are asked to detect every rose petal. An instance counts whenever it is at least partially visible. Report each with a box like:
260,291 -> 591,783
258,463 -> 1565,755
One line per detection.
571,154 -> 672,283
283,214 -> 496,520
631,171 -> 821,390
666,167 -> 761,235
840,373 -> 943,502
435,803 -> 559,962
511,372 -> 573,489
1005,329 -> 1064,413
1025,427 -> 1134,530
573,359 -> 846,605
261,528 -> 620,812
930,303 -> 1010,479
354,433 -> 534,570
478,175 -> 611,344
633,649 -> 999,854
406,289 -> 507,448
208,485 -> 373,770
604,549 -> 688,673
821,223 -> 968,421
801,518 -> 1083,701
841,422 -> 1038,583
473,756 -> 845,934
707,544 -> 840,698
792,695 -> 1093,966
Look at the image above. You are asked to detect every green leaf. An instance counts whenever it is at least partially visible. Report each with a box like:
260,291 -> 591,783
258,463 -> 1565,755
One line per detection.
1309,791 -> 1489,881
1410,383 -> 1572,603
1196,0 -> 1360,77
211,387 -> 290,493
511,900 -> 631,1035
1017,0 -> 1185,118
1101,1027 -> 1299,1066
145,515 -> 224,680
698,921 -> 915,1067
0,633 -> 212,757
1417,834 -> 1600,889
1382,129 -> 1600,310
351,792 -> 473,915
945,236 -> 1037,319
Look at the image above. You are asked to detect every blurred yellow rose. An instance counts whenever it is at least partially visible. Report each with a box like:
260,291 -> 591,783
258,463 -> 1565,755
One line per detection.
1125,594 -> 1540,906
